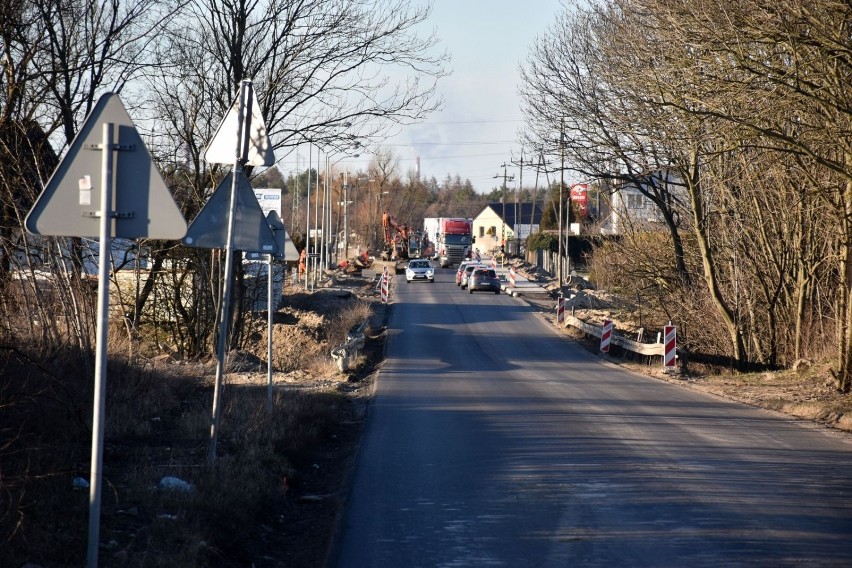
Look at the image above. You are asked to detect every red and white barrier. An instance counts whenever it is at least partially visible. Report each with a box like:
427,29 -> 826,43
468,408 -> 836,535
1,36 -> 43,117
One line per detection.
600,319 -> 612,353
509,267 -> 516,287
491,257 -> 497,270
664,324 -> 676,368
381,267 -> 389,303
556,294 -> 565,324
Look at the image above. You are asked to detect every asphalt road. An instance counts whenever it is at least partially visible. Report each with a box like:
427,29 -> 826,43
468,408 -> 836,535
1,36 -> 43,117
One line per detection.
331,267 -> 852,567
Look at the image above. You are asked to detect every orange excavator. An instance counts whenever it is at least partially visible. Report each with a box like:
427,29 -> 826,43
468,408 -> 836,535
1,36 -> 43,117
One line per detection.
381,212 -> 411,265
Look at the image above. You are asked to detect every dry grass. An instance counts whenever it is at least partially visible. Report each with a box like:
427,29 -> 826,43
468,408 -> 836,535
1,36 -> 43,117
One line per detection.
0,277 -> 381,567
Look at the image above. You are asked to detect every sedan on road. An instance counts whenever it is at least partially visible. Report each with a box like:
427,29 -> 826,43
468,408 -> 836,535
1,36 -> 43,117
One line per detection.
460,263 -> 488,289
468,267 -> 501,294
405,259 -> 434,283
455,260 -> 482,286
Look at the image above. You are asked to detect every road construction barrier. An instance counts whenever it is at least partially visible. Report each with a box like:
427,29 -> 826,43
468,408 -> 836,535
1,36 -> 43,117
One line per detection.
561,314 -> 674,362
509,267 -> 516,287
664,324 -> 677,368
600,320 -> 612,352
380,267 -> 389,303
556,294 -> 565,324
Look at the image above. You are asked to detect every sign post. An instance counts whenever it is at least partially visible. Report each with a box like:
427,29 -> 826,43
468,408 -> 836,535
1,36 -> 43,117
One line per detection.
265,210 -> 286,411
184,79 -> 276,464
88,122 -> 114,568
25,92 -> 187,568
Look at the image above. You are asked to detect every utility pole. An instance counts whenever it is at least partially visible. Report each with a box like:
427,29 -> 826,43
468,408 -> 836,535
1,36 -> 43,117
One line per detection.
558,119 -> 565,286
494,163 -> 515,253
510,151 -> 535,254
343,171 -> 350,262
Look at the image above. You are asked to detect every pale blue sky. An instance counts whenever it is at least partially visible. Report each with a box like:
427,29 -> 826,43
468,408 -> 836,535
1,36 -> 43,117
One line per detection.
374,0 -> 565,192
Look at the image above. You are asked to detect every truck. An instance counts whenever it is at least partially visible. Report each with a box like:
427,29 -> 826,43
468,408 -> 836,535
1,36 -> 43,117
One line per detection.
427,217 -> 473,268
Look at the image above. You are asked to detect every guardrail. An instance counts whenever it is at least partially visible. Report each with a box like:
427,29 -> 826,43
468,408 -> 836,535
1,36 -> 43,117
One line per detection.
330,319 -> 370,372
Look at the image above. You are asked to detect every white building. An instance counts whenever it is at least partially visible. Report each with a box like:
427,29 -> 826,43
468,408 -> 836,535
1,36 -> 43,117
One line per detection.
472,202 -> 543,255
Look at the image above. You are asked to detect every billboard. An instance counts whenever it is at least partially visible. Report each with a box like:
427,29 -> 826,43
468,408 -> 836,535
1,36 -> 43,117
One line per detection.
253,187 -> 282,216
570,183 -> 589,217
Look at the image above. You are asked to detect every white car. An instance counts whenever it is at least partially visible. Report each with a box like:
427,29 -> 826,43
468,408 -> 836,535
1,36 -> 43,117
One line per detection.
405,259 -> 435,283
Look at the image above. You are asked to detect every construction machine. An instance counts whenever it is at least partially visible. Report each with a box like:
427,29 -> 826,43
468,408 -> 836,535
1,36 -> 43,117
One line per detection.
381,212 -> 411,272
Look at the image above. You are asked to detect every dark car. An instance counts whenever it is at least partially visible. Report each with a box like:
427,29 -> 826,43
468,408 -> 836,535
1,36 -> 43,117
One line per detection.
460,263 -> 487,289
468,268 -> 501,294
455,260 -> 482,286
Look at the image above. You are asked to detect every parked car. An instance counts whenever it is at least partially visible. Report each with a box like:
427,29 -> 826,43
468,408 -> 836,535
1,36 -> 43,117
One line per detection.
455,260 -> 482,286
405,259 -> 434,283
468,268 -> 501,294
460,263 -> 487,289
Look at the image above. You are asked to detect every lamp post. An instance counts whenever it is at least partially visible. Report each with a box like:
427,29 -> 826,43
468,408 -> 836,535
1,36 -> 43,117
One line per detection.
494,163 -> 515,254
327,153 -> 358,264
558,118 -> 565,286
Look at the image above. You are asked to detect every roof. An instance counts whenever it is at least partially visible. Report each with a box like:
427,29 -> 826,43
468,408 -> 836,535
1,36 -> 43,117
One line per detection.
479,202 -> 543,228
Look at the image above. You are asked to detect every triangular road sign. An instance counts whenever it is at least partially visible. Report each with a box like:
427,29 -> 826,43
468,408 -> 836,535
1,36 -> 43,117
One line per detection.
25,93 -> 187,239
246,210 -> 297,260
205,85 -> 275,167
183,171 -> 278,253
266,210 -> 286,260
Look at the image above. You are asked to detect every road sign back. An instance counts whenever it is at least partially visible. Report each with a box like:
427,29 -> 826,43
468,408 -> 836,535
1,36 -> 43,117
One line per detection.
205,85 -> 275,167
25,93 -> 187,239
183,171 -> 278,253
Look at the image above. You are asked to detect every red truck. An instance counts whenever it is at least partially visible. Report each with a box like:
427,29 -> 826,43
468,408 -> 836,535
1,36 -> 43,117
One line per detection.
435,217 -> 472,268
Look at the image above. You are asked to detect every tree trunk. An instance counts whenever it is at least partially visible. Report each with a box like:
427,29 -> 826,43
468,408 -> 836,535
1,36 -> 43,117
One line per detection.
686,150 -> 746,369
838,176 -> 852,391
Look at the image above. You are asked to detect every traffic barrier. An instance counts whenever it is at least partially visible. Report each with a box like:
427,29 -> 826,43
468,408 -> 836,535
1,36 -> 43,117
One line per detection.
664,324 -> 677,368
562,314 -> 672,359
556,294 -> 565,324
380,266 -> 389,303
491,257 -> 497,270
331,318 -> 371,372
600,320 -> 612,353
509,267 -> 516,287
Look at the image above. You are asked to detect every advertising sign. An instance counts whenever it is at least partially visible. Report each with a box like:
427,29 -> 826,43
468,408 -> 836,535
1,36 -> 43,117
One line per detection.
570,183 -> 589,217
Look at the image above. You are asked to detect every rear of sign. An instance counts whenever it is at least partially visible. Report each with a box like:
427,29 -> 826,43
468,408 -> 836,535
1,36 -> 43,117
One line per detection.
25,93 -> 187,240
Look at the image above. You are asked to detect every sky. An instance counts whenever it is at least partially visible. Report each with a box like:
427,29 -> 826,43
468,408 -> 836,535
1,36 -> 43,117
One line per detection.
347,0 -> 566,193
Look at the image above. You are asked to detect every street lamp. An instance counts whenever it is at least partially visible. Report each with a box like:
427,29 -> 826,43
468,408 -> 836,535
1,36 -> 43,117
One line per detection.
327,153 -> 358,264
494,163 -> 514,254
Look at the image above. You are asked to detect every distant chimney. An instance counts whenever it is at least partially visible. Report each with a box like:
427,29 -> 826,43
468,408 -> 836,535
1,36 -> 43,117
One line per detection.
416,156 -> 421,180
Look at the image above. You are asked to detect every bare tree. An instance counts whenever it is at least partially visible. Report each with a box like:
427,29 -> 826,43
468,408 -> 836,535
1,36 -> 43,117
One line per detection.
1,0 -> 175,349
132,0 -> 447,356
519,0 -> 850,374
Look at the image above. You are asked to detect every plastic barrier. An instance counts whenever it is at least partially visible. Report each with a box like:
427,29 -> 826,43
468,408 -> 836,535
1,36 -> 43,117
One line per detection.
556,294 -> 565,324
600,320 -> 612,352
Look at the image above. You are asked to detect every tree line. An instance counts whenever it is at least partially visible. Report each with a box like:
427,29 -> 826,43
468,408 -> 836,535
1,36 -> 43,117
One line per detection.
518,0 -> 852,389
0,0 -> 448,359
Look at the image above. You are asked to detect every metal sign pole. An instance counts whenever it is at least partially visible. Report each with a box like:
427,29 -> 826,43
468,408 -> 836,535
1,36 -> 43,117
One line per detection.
208,80 -> 251,465
267,251 -> 274,410
87,122 -> 114,568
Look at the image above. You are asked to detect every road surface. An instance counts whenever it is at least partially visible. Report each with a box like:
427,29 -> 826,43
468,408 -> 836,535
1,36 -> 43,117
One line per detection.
332,268 -> 852,567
